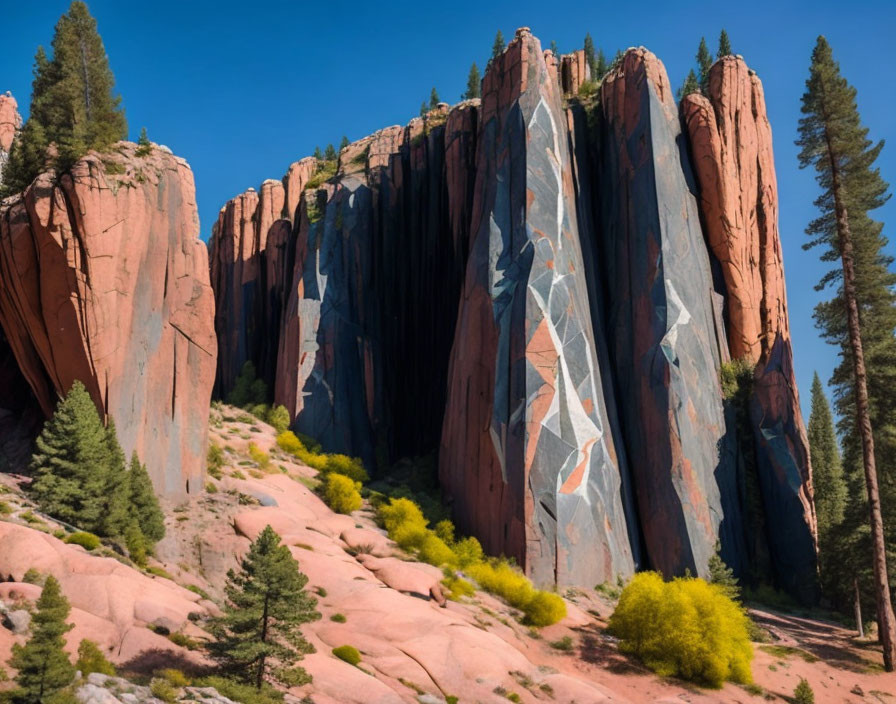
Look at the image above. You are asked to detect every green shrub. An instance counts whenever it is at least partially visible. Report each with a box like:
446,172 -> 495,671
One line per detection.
467,560 -> 566,626
125,520 -> 147,567
323,474 -> 362,514
194,676 -> 284,704
76,639 -> 116,676
330,613 -> 347,623
332,645 -> 361,666
452,535 -> 484,568
22,568 -> 46,585
207,443 -> 224,479
167,632 -> 200,650
248,443 -> 271,472
323,454 -> 368,483
266,405 -> 290,434
0,500 -> 11,515
157,668 -> 190,687
150,678 -> 178,703
146,565 -> 175,580
793,678 -> 814,704
549,635 -> 575,652
578,79 -> 598,98
64,531 -> 101,550
441,574 -> 475,600
206,482 -> 218,493
608,571 -> 753,688
186,584 -> 211,600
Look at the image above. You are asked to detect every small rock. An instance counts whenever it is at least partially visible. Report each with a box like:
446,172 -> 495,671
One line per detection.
3,608 -> 31,634
851,685 -> 864,696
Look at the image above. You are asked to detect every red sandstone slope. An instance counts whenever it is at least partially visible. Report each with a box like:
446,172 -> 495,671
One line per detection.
0,142 -> 216,496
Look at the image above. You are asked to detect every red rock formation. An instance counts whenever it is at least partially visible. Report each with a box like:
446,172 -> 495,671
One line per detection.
0,143 -> 216,496
683,57 -> 817,599
284,157 -> 318,223
559,50 -> 591,95
0,91 -> 21,186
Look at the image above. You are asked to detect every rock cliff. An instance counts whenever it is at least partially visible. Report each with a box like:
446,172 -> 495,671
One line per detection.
207,31 -> 817,599
0,92 -> 20,185
0,142 -> 216,496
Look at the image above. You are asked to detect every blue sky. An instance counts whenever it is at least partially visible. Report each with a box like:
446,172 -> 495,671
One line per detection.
1,0 -> 894,417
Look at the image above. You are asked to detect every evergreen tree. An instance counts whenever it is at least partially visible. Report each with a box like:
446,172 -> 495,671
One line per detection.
491,30 -> 505,61
227,361 -> 268,408
135,126 -> 151,156
124,517 -> 147,567
464,63 -> 481,100
595,49 -> 608,80
717,29 -> 732,58
797,35 -> 896,670
708,542 -> 740,601
677,70 -> 700,101
9,576 -> 75,704
312,146 -> 322,160
2,2 -> 126,195
30,381 -> 110,532
100,418 -> 129,538
323,143 -> 336,161
127,452 -> 165,545
429,87 -> 440,109
419,101 -> 427,118
808,372 -> 848,541
697,37 -> 713,90
583,33 -> 597,76
339,135 -> 349,151
549,40 -> 558,57
209,526 -> 319,688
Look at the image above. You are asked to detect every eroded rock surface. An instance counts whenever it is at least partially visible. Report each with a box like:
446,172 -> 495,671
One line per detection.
0,143 -> 216,495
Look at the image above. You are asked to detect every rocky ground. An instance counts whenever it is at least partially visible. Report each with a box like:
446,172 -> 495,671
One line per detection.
0,406 -> 893,703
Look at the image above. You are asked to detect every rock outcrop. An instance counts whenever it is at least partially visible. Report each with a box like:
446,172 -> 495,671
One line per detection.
208,32 -> 818,600
440,29 -> 635,586
0,91 -> 20,185
683,56 -> 817,598
0,143 -> 216,496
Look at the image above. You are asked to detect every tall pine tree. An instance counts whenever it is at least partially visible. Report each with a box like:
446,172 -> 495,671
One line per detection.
30,381 -> 110,532
797,35 -> 896,670
595,49 -> 608,80
9,576 -> 75,704
583,33 -> 597,76
491,30 -> 505,62
2,1 -> 126,195
677,70 -> 700,101
717,29 -> 732,58
100,418 -> 129,537
127,452 -> 165,545
209,526 -> 319,688
808,372 -> 847,540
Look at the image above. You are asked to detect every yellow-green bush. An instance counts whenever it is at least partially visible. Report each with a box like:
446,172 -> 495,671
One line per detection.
276,430 -> 303,455
442,573 -> 475,600
323,473 -> 362,514
248,443 -> 272,472
76,639 -> 116,676
265,405 -> 291,434
332,645 -> 361,666
376,497 -> 566,626
64,531 -> 101,550
275,431 -> 367,481
608,571 -> 753,688
323,454 -> 369,483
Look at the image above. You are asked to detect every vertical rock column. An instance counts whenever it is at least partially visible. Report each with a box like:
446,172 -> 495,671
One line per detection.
682,56 -> 818,600
598,48 -> 733,578
440,29 -> 635,586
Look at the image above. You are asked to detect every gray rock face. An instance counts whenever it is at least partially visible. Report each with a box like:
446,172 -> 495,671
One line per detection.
597,48 -> 737,579
439,29 -> 635,586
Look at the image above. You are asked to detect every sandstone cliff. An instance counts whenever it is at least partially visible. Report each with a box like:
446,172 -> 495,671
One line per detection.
0,92 -> 20,185
208,32 -> 817,600
0,142 -> 217,496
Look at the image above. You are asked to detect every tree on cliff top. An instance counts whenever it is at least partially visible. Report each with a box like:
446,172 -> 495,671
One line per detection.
464,63 -> 481,100
595,49 -> 608,80
491,30 -> 505,62
429,87 -> 440,109
9,576 -> 75,704
798,34 -> 896,670
677,70 -> 700,101
717,29 -> 732,59
697,37 -> 712,91
2,1 -> 127,196
209,525 -> 319,689
584,33 -> 597,76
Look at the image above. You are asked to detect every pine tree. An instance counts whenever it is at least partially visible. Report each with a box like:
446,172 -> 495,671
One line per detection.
549,40 -> 558,57
419,101 -> 428,118
324,143 -> 336,161
808,372 -> 848,540
491,30 -> 505,61
127,452 -> 165,545
9,576 -> 75,703
135,126 -> 151,156
697,37 -> 713,91
583,33 -> 597,76
708,542 -> 740,601
124,517 -> 147,567
429,87 -> 440,109
2,2 -> 126,195
717,29 -> 732,58
797,35 -> 896,671
464,63 -> 481,100
595,49 -> 608,80
209,526 -> 319,688
312,146 -> 322,160
339,135 -> 349,151
677,69 -> 700,101
30,381 -> 110,532
100,418 -> 129,538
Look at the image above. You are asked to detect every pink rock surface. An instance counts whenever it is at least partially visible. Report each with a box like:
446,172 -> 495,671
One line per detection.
0,92 -> 19,153
559,49 -> 592,95
0,143 -> 216,496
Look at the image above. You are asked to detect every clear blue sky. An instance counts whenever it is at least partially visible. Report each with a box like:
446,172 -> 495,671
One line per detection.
2,0 -> 894,418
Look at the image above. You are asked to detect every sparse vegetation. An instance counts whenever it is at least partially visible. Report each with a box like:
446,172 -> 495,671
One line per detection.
76,639 -> 116,676
793,677 -> 815,704
63,531 -> 101,550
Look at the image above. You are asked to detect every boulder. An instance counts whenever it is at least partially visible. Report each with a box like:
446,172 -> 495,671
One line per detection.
0,143 -> 216,496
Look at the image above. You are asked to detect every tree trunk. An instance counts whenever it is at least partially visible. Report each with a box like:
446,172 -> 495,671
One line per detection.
827,131 -> 896,671
855,578 -> 865,638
